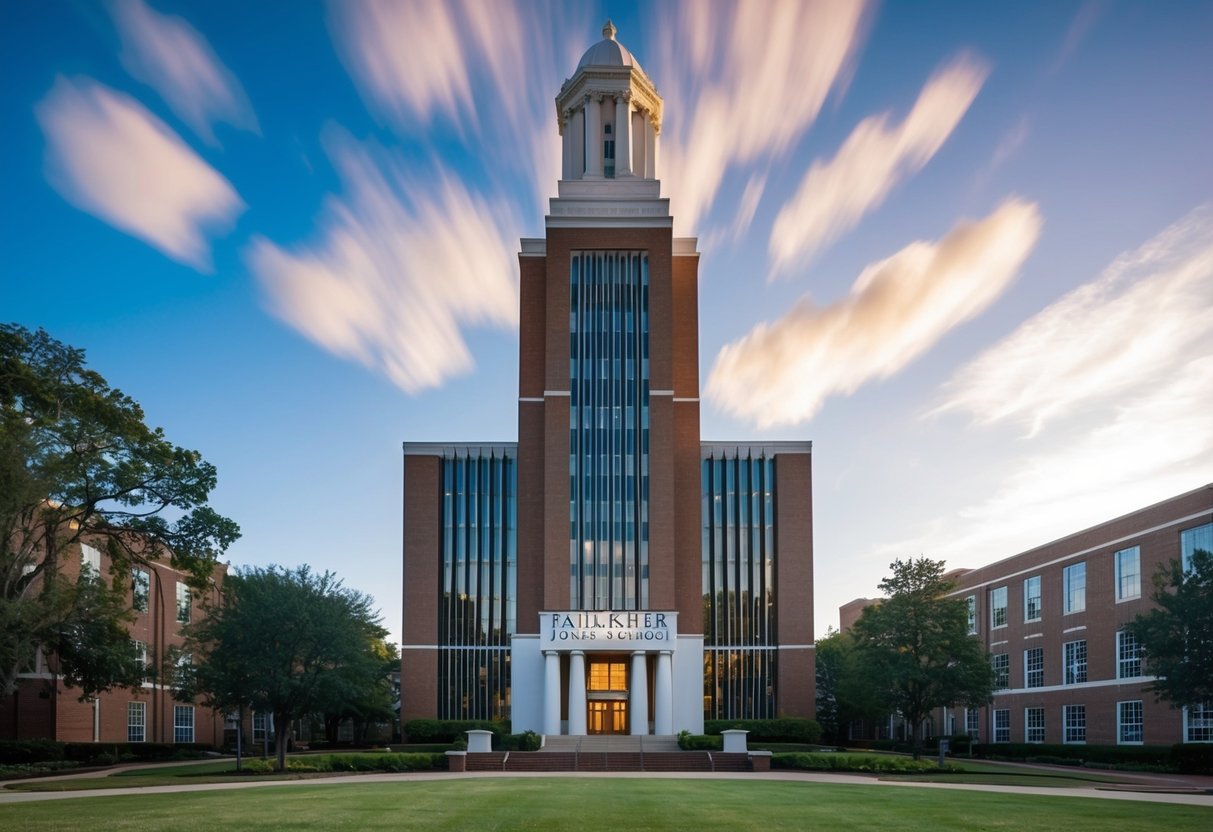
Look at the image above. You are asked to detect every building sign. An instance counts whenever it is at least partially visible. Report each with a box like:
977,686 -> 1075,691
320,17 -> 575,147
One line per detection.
540,610 -> 678,651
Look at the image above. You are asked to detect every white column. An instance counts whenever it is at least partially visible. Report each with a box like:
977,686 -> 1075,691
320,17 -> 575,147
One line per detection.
571,107 -> 585,178
630,651 -> 649,735
568,650 -> 587,735
615,93 -> 632,177
644,117 -> 657,179
584,95 -> 603,178
561,112 -> 573,180
654,650 -> 673,735
631,110 -> 644,177
544,651 -> 562,736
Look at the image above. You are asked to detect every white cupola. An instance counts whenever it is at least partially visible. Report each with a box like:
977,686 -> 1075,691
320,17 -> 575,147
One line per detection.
556,20 -> 663,182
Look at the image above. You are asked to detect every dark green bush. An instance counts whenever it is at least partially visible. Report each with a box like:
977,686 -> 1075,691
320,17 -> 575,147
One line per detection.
774,752 -> 956,774
972,742 -> 1171,766
0,739 -> 65,764
61,742 -> 217,764
702,718 -> 822,743
676,731 -> 722,751
403,719 -> 507,743
497,731 -> 541,752
1172,743 -> 1213,775
236,752 -> 446,775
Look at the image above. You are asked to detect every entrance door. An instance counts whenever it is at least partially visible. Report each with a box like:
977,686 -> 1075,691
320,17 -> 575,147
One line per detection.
588,700 -> 628,734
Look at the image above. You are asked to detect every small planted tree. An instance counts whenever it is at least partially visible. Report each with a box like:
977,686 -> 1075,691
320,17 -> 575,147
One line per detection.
179,565 -> 388,771
1129,547 -> 1213,708
849,558 -> 993,758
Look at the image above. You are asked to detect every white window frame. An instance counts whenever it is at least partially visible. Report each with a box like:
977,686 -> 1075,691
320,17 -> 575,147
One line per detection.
176,581 -> 191,625
1063,562 -> 1086,614
132,568 -> 150,613
1184,703 -> 1213,743
965,595 -> 977,635
1023,575 -> 1041,622
1024,707 -> 1044,743
1180,522 -> 1213,573
992,653 -> 1010,690
965,708 -> 980,740
1114,546 -> 1141,602
128,701 -> 146,743
1063,639 -> 1087,685
81,543 -> 101,575
992,709 -> 1010,743
990,586 -> 1008,629
1024,646 -> 1044,688
1118,700 -> 1143,745
1063,704 -> 1086,744
174,705 -> 194,744
1116,630 -> 1142,679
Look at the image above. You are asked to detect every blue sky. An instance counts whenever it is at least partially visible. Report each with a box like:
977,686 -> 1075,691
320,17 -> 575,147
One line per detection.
4,1 -> 1212,643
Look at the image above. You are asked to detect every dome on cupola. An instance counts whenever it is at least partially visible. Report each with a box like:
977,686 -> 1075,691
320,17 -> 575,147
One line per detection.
576,19 -> 645,73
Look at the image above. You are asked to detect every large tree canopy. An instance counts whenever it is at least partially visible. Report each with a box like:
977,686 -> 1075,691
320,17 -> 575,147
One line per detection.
1,323 -> 239,698
1129,547 -> 1213,708
178,565 -> 388,771
849,558 -> 993,757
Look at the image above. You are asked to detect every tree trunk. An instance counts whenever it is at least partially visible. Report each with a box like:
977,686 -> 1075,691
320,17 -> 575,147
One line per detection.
274,714 -> 291,772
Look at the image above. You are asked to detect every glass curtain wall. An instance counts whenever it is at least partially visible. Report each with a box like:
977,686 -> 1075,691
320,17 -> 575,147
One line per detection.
438,449 -> 517,720
569,250 -> 650,611
702,450 -> 777,720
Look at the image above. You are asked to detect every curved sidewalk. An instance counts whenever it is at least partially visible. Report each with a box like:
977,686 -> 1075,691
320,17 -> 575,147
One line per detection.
2,768 -> 1212,807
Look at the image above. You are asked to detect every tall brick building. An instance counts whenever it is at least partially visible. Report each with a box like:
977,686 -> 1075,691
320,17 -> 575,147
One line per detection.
401,22 -> 815,736
842,484 -> 1213,746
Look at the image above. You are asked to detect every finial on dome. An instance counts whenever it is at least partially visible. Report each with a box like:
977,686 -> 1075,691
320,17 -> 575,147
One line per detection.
603,19 -> 617,40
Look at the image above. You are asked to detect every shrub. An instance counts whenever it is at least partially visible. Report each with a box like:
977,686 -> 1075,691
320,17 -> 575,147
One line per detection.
702,718 -> 822,744
774,752 -> 956,774
235,753 -> 446,775
0,760 -> 80,778
0,740 -> 65,765
61,742 -> 218,765
1172,743 -> 1213,775
971,743 -> 1172,766
403,719 -> 507,743
677,732 -> 721,751
497,731 -> 541,752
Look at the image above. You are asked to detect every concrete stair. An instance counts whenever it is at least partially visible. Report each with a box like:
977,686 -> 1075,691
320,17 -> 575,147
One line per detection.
461,736 -> 756,773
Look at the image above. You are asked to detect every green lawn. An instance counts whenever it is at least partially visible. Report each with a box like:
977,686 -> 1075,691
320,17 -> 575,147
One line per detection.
1,779 -> 1209,831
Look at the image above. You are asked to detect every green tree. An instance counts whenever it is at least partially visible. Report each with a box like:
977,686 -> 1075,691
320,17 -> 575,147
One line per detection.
850,558 -> 993,758
179,565 -> 388,771
1128,547 -> 1213,708
322,637 -> 399,744
0,324 -> 239,699
815,627 -> 888,745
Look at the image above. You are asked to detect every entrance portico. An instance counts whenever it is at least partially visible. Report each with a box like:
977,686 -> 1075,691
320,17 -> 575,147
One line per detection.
540,611 -> 677,736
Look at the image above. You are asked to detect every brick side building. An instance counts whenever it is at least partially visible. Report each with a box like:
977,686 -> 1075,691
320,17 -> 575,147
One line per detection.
2,540 -> 227,746
842,484 -> 1213,746
401,22 -> 815,736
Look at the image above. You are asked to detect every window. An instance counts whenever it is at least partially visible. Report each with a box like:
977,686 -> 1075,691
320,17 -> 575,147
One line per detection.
128,702 -> 146,743
1184,704 -> 1213,743
1063,704 -> 1086,744
1025,707 -> 1045,743
965,708 -> 980,740
1117,630 -> 1142,679
253,711 -> 272,742
1114,546 -> 1140,601
1063,640 -> 1087,685
993,709 -> 1010,743
1118,700 -> 1143,744
132,568 -> 150,613
965,595 -> 977,635
1024,647 -> 1044,688
132,640 -> 148,676
992,653 -> 1010,689
990,586 -> 1008,629
81,543 -> 101,575
173,705 -> 194,744
176,581 -> 191,625
1023,575 -> 1041,622
1063,562 -> 1086,614
1180,522 -> 1213,572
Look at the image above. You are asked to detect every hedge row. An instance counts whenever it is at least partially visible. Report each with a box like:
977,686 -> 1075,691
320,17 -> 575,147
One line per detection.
774,752 -> 956,774
0,740 -> 217,766
974,743 -> 1173,765
403,719 -> 508,743
239,752 -> 446,774
703,718 -> 823,744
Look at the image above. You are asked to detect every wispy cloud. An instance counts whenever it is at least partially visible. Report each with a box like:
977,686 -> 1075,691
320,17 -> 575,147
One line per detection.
706,198 -> 1042,427
327,0 -> 590,211
247,131 -> 519,394
109,0 -> 258,144
651,0 -> 871,234
35,75 -> 244,271
769,53 -> 989,274
935,204 -> 1213,434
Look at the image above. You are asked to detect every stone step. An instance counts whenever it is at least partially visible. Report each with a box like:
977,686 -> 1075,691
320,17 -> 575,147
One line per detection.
463,749 -> 752,773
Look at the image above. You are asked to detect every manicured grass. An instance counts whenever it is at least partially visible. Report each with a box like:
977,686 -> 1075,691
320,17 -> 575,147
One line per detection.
1,778 -> 1209,830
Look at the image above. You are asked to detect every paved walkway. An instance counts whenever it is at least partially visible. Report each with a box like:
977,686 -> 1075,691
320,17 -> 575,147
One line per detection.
2,767 -> 1211,808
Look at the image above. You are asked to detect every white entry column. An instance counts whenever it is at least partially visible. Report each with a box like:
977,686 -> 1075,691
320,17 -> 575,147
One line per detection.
654,650 -> 673,735
584,95 -> 603,178
629,651 -> 649,735
614,93 -> 632,177
543,650 -> 561,736
568,650 -> 587,735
